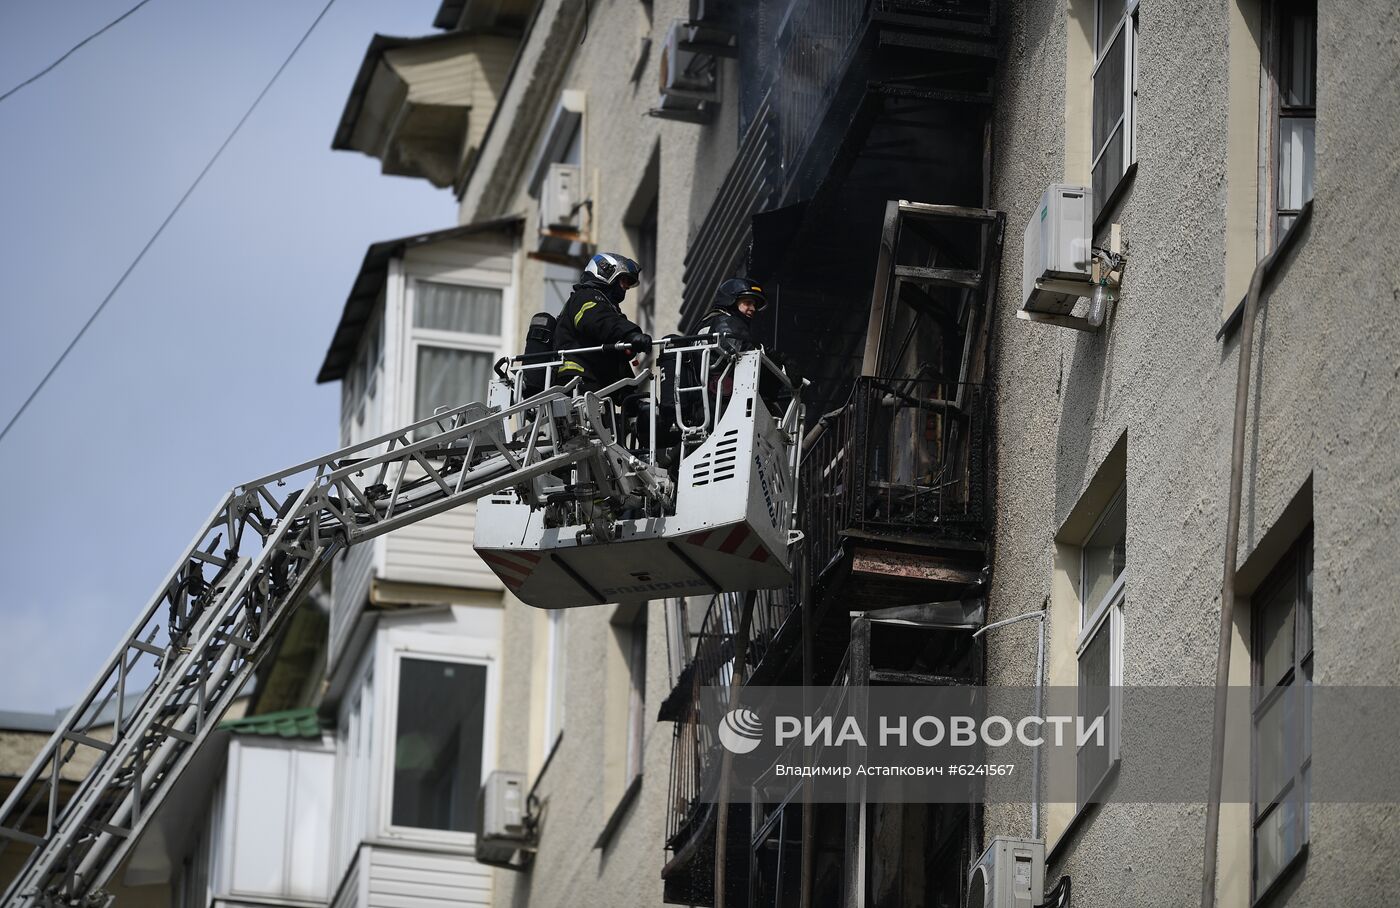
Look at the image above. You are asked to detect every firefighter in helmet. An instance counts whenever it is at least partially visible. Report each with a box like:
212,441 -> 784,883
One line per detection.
697,278 -> 765,355
553,252 -> 652,393
699,278 -> 802,382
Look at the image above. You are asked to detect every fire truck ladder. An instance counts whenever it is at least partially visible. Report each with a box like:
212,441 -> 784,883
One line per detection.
0,377 -> 624,907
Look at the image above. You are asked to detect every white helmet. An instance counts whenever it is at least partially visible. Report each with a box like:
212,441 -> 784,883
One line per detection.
582,252 -> 641,289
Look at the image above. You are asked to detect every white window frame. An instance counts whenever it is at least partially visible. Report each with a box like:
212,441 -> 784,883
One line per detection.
541,609 -> 566,761
1090,0 -> 1139,220
401,267 -> 513,434
375,629 -> 499,850
1075,487 -> 1125,808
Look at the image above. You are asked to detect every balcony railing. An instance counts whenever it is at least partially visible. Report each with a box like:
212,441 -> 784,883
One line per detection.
802,377 -> 987,582
664,588 -> 796,852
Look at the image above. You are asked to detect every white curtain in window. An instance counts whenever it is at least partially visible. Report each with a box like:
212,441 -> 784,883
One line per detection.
414,281 -> 502,335
415,346 -> 493,423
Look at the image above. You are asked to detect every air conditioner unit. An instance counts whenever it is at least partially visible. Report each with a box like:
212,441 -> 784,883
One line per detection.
541,163 -> 583,235
660,20 -> 717,101
966,836 -> 1045,908
1021,184 -> 1092,317
476,771 -> 533,868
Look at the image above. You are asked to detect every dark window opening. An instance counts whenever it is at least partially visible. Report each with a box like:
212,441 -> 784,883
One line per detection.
392,657 -> 487,833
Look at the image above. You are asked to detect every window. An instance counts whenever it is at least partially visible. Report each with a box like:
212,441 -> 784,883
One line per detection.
390,657 -> 488,833
408,280 -> 503,439
542,610 -> 567,759
1252,529 -> 1312,900
624,610 -> 648,782
1266,0 -> 1316,244
1091,0 -> 1138,220
1077,484 -> 1125,807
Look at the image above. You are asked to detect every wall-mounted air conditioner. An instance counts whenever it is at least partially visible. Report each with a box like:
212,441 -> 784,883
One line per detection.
541,163 -> 583,236
652,20 -> 719,122
966,836 -> 1045,908
662,21 -> 717,98
1020,184 -> 1093,324
475,770 -> 535,869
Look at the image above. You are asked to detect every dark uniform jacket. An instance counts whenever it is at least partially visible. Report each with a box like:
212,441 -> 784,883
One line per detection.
697,307 -> 754,356
553,283 -> 645,392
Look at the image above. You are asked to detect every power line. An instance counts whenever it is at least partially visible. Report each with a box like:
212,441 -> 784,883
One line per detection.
0,0 -> 339,448
0,0 -> 157,104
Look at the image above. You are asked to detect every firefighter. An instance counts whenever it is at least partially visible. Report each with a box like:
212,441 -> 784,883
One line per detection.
697,277 -> 764,355
697,277 -> 803,387
553,252 -> 652,393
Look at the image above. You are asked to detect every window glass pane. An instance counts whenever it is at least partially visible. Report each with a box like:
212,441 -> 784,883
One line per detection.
1077,621 -> 1112,803
1254,787 -> 1304,894
1092,28 -> 1126,157
415,347 -> 493,426
1079,623 -> 1111,711
1096,0 -> 1128,54
1078,623 -> 1112,798
1255,685 -> 1300,806
1092,128 -> 1125,221
1278,118 -> 1315,212
392,658 -> 487,832
1279,0 -> 1317,108
414,282 -> 503,335
1257,569 -> 1296,689
1082,490 -> 1126,622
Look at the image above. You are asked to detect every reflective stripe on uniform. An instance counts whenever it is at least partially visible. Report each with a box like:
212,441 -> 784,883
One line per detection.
573,300 -> 596,326
559,361 -> 586,374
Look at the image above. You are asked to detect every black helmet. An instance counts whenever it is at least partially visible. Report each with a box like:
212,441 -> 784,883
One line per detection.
716,277 -> 768,315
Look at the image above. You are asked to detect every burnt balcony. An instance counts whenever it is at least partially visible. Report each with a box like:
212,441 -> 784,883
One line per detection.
802,376 -> 989,607
681,0 -> 997,326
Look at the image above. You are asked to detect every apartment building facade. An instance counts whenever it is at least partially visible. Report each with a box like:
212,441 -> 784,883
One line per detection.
26,0 -> 1391,906
981,0 -> 1400,906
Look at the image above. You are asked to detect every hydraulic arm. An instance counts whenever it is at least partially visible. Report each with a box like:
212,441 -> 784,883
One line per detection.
0,380 -> 601,907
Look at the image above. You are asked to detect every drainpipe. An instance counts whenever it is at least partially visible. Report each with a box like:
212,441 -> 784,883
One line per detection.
973,608 -> 1046,840
1200,201 -> 1312,908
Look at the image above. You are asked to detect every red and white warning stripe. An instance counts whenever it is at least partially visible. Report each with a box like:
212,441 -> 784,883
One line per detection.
478,550 -> 541,591
683,523 -> 772,565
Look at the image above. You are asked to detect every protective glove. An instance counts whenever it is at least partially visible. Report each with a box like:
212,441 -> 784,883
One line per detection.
623,331 -> 653,353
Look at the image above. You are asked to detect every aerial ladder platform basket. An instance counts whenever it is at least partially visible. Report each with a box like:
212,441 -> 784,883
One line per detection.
477,340 -> 802,606
0,337 -> 801,907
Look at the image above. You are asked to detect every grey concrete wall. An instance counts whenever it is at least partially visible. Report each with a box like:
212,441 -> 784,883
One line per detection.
982,1 -> 1400,906
457,1 -> 742,905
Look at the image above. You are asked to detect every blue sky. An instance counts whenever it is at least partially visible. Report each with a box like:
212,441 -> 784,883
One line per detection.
0,0 -> 455,712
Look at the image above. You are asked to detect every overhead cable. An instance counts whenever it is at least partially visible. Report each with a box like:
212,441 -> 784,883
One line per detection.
0,0 -> 157,104
0,0 -> 339,448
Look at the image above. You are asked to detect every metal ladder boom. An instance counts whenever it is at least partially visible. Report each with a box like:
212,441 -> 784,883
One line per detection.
0,382 -> 587,907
